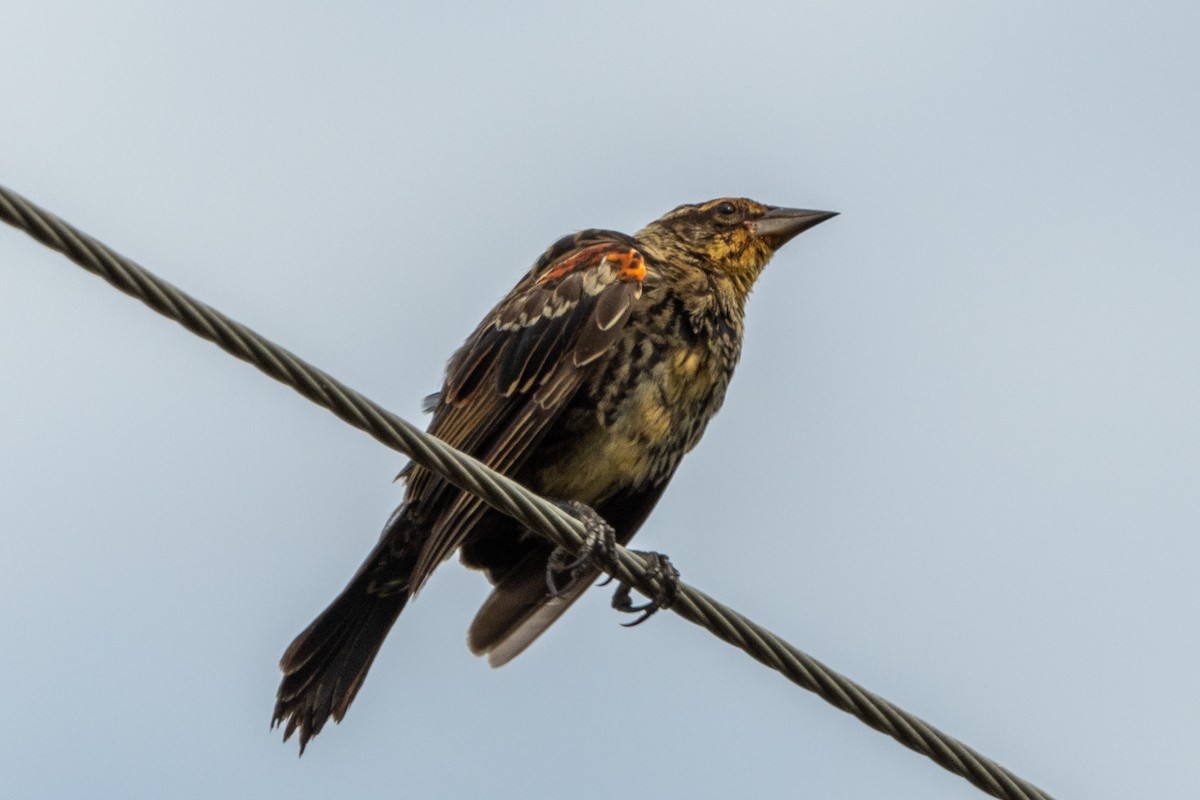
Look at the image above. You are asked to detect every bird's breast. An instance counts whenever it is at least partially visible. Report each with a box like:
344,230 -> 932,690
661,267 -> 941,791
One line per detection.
531,299 -> 736,504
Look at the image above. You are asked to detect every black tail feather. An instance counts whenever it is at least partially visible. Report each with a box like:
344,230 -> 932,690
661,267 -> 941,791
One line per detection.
273,586 -> 408,753
273,514 -> 418,753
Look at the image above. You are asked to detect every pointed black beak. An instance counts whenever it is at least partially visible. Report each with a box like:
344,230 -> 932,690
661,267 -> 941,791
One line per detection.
751,207 -> 838,249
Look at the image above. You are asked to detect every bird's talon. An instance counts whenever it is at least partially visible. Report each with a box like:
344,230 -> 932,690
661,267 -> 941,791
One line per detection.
544,500 -> 617,597
610,550 -> 679,627
621,609 -> 656,628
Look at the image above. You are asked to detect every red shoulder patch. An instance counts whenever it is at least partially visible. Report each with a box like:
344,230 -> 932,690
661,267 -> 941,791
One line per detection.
536,245 -> 645,286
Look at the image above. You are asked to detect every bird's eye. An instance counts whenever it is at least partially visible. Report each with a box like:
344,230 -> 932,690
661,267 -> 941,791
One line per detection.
715,201 -> 738,216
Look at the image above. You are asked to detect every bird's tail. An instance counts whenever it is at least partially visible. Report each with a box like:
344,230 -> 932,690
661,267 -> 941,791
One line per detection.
273,510 -> 418,753
468,546 -> 597,668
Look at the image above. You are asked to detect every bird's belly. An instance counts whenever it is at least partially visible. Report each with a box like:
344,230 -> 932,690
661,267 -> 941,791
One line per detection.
533,344 -> 727,504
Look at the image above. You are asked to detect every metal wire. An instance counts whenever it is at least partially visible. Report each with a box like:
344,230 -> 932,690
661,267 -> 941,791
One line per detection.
0,183 -> 1055,800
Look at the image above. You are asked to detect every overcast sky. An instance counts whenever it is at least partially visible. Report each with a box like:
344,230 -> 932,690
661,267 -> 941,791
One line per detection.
2,3 -> 1198,798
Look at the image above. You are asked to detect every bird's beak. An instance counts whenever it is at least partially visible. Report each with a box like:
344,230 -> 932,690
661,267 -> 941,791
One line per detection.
751,207 -> 838,249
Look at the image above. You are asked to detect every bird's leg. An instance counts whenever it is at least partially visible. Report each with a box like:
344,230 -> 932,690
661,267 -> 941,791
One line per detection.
545,500 -> 618,597
610,550 -> 681,627
543,502 -> 680,625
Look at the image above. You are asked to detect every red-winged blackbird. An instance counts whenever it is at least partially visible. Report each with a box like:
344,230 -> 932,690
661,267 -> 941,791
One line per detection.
273,198 -> 836,751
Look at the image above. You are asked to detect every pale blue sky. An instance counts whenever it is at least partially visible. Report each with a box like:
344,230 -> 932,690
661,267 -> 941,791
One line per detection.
2,3 -> 1198,798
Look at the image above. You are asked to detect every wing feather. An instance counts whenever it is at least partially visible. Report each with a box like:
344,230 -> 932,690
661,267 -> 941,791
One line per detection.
405,233 -> 645,588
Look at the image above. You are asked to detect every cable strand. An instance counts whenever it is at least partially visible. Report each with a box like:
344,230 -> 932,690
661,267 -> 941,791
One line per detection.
0,183 -> 1054,800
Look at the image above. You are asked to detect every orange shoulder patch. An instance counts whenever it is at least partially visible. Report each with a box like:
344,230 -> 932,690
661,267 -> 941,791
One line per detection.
536,244 -> 645,286
608,248 -> 646,282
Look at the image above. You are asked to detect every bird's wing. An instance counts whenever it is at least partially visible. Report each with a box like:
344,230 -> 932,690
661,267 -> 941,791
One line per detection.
405,233 -> 647,588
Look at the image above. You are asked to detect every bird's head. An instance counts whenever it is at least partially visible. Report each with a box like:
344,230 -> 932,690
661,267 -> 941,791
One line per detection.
635,197 -> 836,301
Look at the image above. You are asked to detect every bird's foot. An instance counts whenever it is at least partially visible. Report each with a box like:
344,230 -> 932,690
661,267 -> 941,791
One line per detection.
610,550 -> 680,627
545,500 -> 617,597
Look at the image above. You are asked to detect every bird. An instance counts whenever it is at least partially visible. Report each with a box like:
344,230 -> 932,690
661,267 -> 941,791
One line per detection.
272,197 -> 836,752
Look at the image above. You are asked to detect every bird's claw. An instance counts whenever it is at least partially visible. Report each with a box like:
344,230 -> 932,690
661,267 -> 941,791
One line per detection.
611,550 -> 680,627
545,500 -> 617,597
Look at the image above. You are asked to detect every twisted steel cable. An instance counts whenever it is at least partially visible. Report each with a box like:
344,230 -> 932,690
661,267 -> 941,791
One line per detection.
0,183 -> 1054,800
